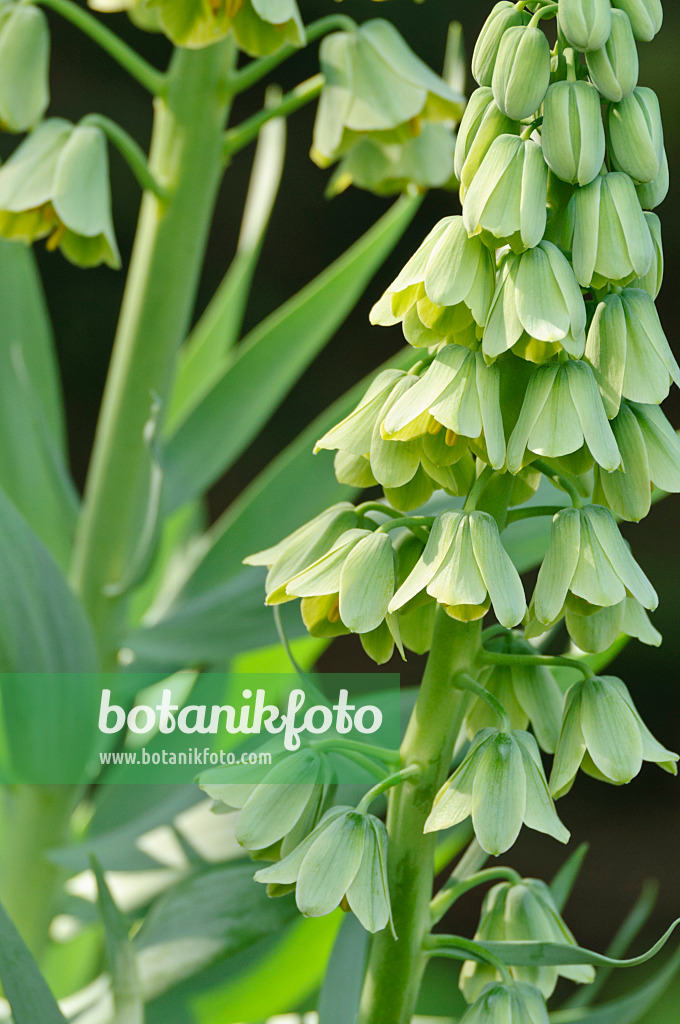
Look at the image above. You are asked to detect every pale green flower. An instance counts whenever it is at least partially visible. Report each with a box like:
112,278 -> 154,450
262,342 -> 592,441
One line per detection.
636,151 -> 669,210
425,727 -> 569,855
550,675 -> 678,798
559,0 -> 612,51
471,1 -> 528,87
463,135 -> 548,253
565,171 -> 653,288
541,81 -> 606,187
369,216 -> 496,341
254,806 -> 392,933
492,26 -> 551,121
611,0 -> 662,42
460,878 -> 594,1001
460,982 -> 548,1024
562,594 -> 661,653
632,212 -> 663,297
608,87 -> 664,184
201,748 -> 335,858
585,7 -> 639,102
483,243 -> 586,361
312,19 -> 464,169
454,87 -> 519,193
0,119 -> 119,268
531,505 -> 657,629
0,3 -> 49,133
507,360 -> 620,474
142,0 -> 304,54
390,510 -> 526,628
465,634 -> 564,753
593,401 -> 680,521
585,287 -> 680,416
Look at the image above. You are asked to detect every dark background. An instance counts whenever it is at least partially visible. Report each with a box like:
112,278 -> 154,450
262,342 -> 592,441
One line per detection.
15,0 -> 680,1011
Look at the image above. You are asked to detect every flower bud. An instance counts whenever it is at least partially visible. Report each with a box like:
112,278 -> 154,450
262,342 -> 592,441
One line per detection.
567,171 -> 653,288
484,243 -> 586,361
550,675 -> 677,798
611,0 -> 662,41
632,212 -> 663,297
460,878 -> 594,1001
542,81 -> 605,186
608,87 -> 664,184
312,20 -> 464,168
636,150 -> 669,210
507,360 -> 620,474
466,634 -> 564,753
461,982 -> 549,1024
0,119 -> 120,268
254,806 -> 392,933
585,287 -> 680,414
472,1 -> 528,87
454,87 -> 520,191
492,26 -> 551,121
585,7 -> 639,101
564,594 -> 661,653
559,0 -> 613,51
464,135 -> 548,252
389,509 -> 526,628
0,4 -> 49,133
532,504 -> 657,629
425,727 -> 569,855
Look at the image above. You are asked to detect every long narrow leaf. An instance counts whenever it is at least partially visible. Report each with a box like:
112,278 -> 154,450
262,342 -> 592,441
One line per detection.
550,844 -> 589,913
161,195 -> 420,512
92,857 -> 144,1024
0,900 -> 67,1024
318,914 -> 369,1024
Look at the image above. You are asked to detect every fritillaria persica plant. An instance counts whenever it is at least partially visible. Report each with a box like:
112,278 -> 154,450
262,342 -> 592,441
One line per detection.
0,0 -> 678,1021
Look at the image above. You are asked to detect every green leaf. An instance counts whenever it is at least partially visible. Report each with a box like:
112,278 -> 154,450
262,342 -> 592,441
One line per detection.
550,947 -> 680,1024
161,194 -> 421,513
168,103 -> 286,429
550,843 -> 589,912
0,899 -> 67,1023
0,239 -> 76,567
318,913 -> 369,1024
92,857 -> 144,1024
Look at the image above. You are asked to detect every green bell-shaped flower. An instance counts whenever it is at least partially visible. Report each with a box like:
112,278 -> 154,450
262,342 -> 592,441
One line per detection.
0,3 -> 49,133
312,19 -> 464,169
565,171 -> 653,288
593,400 -> 680,521
585,287 -> 680,415
507,360 -> 620,474
636,151 -> 669,210
463,135 -> 548,253
0,119 -> 120,268
472,1 -> 528,87
460,878 -> 594,1000
460,982 -> 549,1024
562,594 -> 661,653
531,505 -> 657,630
550,675 -> 677,798
632,212 -> 663,297
425,726 -> 569,855
492,26 -> 551,121
611,0 -> 662,42
244,501 -> 359,596
145,0 -> 304,54
483,243 -> 586,361
254,806 -> 392,932
454,87 -> 520,192
542,81 -> 606,187
585,7 -> 639,101
370,215 -> 496,340
389,510 -> 526,627
201,748 -> 335,858
608,87 -> 664,184
380,347 -> 506,470
559,0 -> 613,51
465,634 -> 564,753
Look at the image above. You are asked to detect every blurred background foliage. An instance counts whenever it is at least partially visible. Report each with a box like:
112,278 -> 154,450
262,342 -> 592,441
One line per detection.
9,0 -> 679,1018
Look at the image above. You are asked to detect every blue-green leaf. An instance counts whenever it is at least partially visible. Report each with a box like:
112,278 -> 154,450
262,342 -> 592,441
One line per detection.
318,914 -> 369,1024
550,843 -> 589,912
0,900 -> 67,1023
92,857 -> 144,1024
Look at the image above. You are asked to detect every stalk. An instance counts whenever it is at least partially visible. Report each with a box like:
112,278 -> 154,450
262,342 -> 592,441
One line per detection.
71,40 -> 237,663
358,612 -> 482,1024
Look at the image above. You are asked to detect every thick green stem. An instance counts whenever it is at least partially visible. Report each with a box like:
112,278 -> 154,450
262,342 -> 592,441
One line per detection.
71,42 -> 237,663
358,612 -> 482,1024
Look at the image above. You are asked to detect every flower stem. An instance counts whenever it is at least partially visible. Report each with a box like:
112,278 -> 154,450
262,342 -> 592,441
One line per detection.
81,114 -> 168,200
357,765 -> 422,814
71,41 -> 238,664
478,649 -> 592,679
430,866 -> 521,925
506,505 -> 565,524
533,459 -> 585,507
423,934 -> 514,984
223,74 -> 324,161
464,464 -> 495,512
358,612 -> 482,1024
453,671 -> 511,732
39,0 -> 167,95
